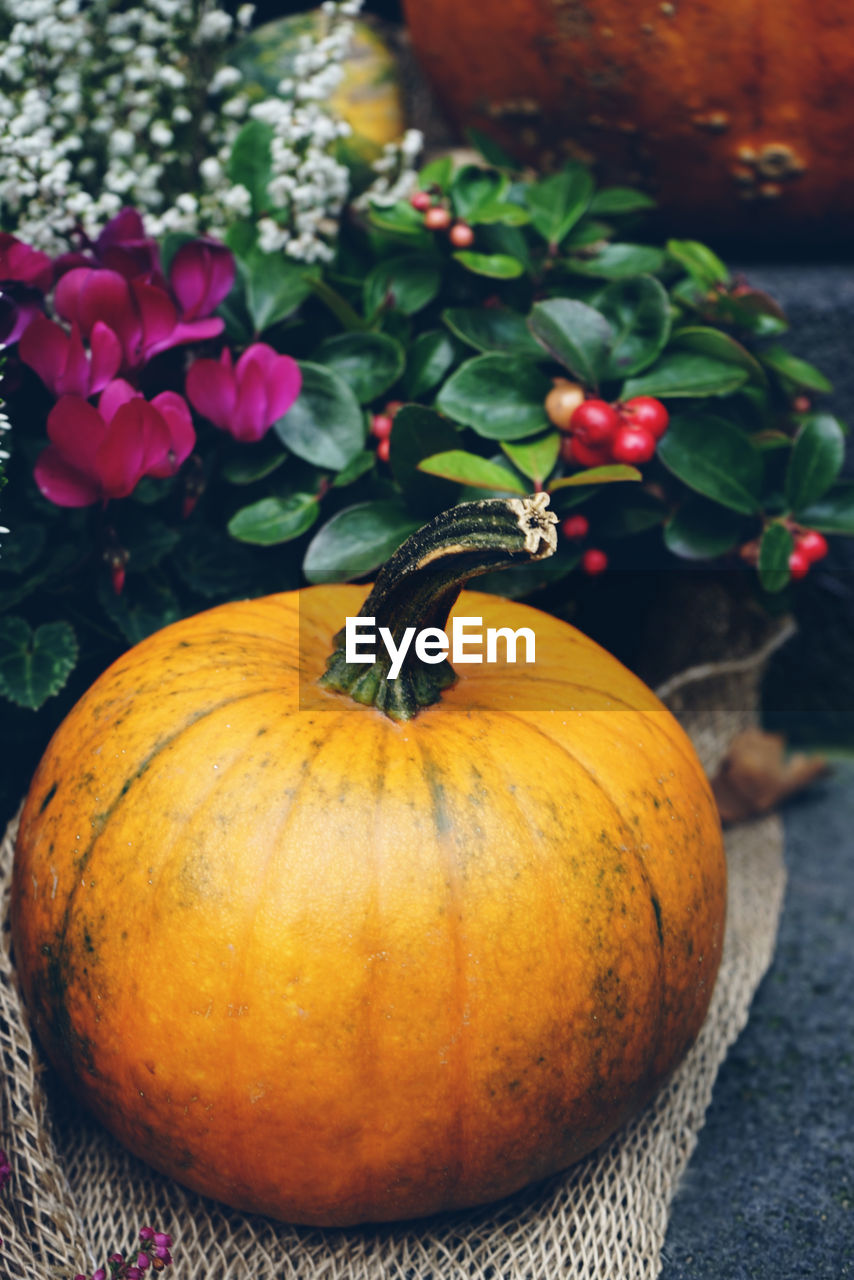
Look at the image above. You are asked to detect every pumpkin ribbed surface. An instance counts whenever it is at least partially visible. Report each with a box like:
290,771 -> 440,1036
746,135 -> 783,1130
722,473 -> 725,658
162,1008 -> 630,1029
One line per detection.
12,584 -> 725,1226
402,0 -> 854,240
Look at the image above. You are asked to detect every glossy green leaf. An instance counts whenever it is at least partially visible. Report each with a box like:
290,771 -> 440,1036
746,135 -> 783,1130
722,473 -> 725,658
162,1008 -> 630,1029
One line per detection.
363,255 -> 442,317
221,434 -> 289,485
443,307 -> 544,358
274,362 -> 364,470
657,413 -> 763,513
671,326 -> 767,385
303,501 -> 421,583
528,298 -> 614,386
594,276 -> 671,379
367,200 -> 430,240
227,119 -> 273,216
389,405 -> 460,511
664,496 -> 745,560
550,464 -> 641,490
569,244 -> 667,278
470,201 -> 531,226
758,522 -> 795,593
622,352 -> 750,399
761,345 -> 833,392
786,413 -> 846,512
244,248 -> 316,332
418,450 -> 527,494
450,165 -> 507,220
227,492 -> 318,545
589,187 -> 656,215
419,154 -> 454,189
526,163 -> 594,246
501,433 -> 561,484
312,332 -> 405,404
0,617 -> 78,710
666,239 -> 730,289
332,449 -> 375,487
452,251 -> 525,279
403,330 -> 459,399
436,355 -> 551,439
796,483 -> 854,534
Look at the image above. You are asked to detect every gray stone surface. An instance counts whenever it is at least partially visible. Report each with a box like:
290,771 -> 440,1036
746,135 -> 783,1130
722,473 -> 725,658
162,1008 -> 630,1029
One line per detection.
660,760 -> 854,1280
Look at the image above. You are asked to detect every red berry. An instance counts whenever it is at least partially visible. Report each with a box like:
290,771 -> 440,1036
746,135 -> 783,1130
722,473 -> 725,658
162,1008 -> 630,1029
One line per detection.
370,413 -> 393,439
792,394 -> 812,414
568,435 -> 610,468
621,395 -> 669,439
581,548 -> 608,576
424,206 -> 452,231
545,380 -> 586,432
449,221 -> 475,248
610,424 -> 657,465
410,191 -> 432,211
376,436 -> 391,463
561,514 -> 589,540
797,530 -> 828,563
569,399 -> 621,447
788,549 -> 810,580
384,400 -> 404,418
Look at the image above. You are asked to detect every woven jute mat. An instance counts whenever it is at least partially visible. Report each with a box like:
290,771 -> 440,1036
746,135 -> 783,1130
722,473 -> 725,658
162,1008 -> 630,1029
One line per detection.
0,640 -> 788,1280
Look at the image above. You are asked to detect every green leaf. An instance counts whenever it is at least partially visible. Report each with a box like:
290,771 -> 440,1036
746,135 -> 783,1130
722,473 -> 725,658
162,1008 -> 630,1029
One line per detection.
121,521 -> 180,572
796,483 -> 854,534
528,298 -> 614,386
785,413 -> 846,512
593,490 -> 667,538
0,522 -> 46,576
419,450 -> 527,494
363,254 -> 442,317
227,119 -> 273,216
470,201 -> 531,227
303,501 -> 421,584
450,165 -> 507,220
244,248 -> 316,331
403,330 -> 459,399
589,187 -> 656,215
332,449 -> 375,487
227,492 -> 318,545
474,544 -> 580,599
501,433 -> 561,484
98,576 -> 181,643
593,276 -> 671,379
622,352 -> 750,399
664,496 -> 745,560
419,154 -> 454,189
312,332 -> 405,404
758,522 -> 795,593
0,617 -> 78,711
465,127 -> 519,170
666,239 -> 730,289
436,355 -> 551,440
526,163 -> 594,246
761,345 -> 833,393
569,244 -> 667,278
367,200 -> 431,241
389,405 -> 460,511
274,362 -> 364,471
452,251 -> 525,279
221,434 -> 289,485
173,531 -> 264,599
550,464 -> 641,490
671,326 -> 767,385
442,307 -> 544,358
657,413 -> 763,514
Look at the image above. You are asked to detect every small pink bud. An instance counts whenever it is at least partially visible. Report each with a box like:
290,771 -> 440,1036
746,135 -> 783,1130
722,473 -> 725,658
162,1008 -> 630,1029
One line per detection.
153,1233 -> 172,1249
139,1228 -> 155,1241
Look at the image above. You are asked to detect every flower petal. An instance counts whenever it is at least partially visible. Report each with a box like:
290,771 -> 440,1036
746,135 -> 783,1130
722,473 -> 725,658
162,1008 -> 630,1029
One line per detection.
265,355 -> 302,423
170,239 -> 235,319
19,314 -> 72,395
185,356 -> 236,430
98,378 -> 141,423
96,400 -> 171,498
34,445 -> 101,507
232,358 -> 269,442
88,322 -> 124,394
149,391 -> 196,474
47,396 -> 108,475
132,280 -> 178,359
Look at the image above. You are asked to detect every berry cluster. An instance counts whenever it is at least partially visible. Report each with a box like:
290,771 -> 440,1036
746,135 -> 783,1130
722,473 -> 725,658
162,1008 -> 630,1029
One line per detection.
73,1228 -> 174,1280
788,529 -> 828,580
370,399 -> 404,463
546,382 -> 670,469
559,513 -> 608,576
410,191 -> 474,248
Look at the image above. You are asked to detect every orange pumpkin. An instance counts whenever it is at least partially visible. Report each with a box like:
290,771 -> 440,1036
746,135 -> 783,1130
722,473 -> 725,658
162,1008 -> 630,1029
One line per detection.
402,0 -> 854,241
12,497 -> 725,1226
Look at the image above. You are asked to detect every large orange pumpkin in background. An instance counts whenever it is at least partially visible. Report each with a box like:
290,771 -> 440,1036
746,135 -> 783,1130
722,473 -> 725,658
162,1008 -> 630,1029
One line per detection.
12,498 -> 725,1226
402,0 -> 854,243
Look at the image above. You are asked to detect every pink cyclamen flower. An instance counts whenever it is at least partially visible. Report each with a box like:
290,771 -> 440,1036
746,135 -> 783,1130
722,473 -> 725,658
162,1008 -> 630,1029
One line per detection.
0,232 -> 53,291
54,267 -> 224,373
34,380 -> 195,507
169,238 -> 235,320
185,344 -> 301,443
19,314 -> 122,397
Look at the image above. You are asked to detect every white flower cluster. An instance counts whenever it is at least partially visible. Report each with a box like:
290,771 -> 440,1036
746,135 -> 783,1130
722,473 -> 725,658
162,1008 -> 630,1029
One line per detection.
0,0 -> 416,266
355,128 -> 424,210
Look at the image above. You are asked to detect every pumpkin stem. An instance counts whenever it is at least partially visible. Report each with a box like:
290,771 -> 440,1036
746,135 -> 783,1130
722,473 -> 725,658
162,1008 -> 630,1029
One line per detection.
320,495 -> 558,720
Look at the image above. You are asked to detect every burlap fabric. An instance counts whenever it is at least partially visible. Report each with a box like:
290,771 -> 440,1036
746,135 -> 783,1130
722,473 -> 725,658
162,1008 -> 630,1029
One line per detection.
0,634 -> 789,1280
